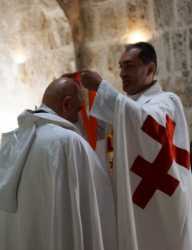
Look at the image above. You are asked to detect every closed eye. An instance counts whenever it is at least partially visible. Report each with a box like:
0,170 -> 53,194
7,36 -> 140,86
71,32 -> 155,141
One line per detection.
119,62 -> 136,69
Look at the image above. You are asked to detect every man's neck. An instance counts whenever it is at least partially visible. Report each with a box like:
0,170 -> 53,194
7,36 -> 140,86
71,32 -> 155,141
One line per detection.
139,80 -> 156,94
127,80 -> 156,96
128,80 -> 157,99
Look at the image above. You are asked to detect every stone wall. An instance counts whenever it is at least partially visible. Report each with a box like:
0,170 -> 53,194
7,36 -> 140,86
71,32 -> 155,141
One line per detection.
153,0 -> 192,138
1,0 -> 192,137
0,0 -> 75,133
58,0 -> 192,138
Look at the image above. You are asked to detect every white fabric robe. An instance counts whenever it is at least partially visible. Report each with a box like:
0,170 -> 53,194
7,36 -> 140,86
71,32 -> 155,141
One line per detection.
0,106 -> 117,250
91,81 -> 192,250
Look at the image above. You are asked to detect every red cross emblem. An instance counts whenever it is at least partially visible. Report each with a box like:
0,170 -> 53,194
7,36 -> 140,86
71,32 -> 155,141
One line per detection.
131,115 -> 190,209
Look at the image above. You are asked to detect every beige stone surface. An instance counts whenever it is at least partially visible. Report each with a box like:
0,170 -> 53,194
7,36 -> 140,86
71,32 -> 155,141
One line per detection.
59,0 -> 192,138
0,0 -> 75,133
1,0 -> 192,138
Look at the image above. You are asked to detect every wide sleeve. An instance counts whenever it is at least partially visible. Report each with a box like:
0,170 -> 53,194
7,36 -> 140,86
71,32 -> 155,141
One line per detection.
91,81 -> 175,131
114,91 -> 188,138
90,80 -> 119,124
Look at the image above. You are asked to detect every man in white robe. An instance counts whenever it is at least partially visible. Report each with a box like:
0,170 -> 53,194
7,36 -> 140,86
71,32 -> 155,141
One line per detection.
80,42 -> 192,250
0,76 -> 116,250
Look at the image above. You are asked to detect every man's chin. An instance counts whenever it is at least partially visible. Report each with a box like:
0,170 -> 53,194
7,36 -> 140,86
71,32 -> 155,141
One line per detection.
123,86 -> 136,95
123,85 -> 130,93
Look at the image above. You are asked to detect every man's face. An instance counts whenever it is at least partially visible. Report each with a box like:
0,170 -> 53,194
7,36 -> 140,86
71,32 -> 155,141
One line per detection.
119,48 -> 151,95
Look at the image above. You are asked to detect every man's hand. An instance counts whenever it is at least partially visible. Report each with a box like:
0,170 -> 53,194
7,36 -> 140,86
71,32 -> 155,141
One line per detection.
80,71 -> 102,91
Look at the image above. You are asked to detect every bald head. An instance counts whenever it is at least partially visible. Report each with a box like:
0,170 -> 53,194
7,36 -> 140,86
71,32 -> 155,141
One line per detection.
42,76 -> 83,123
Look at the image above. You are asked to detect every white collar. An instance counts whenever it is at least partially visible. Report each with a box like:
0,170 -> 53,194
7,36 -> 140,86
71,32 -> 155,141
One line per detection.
18,105 -> 80,134
128,81 -> 162,104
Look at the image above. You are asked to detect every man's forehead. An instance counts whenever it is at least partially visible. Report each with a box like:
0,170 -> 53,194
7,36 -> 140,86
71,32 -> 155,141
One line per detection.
119,47 -> 141,63
59,77 -> 76,87
62,75 -> 81,87
56,77 -> 78,91
60,77 -> 72,83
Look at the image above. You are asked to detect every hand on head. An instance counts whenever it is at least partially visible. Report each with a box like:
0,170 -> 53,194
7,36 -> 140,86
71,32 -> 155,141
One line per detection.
42,70 -> 102,123
80,70 -> 102,91
42,75 -> 83,123
61,70 -> 102,91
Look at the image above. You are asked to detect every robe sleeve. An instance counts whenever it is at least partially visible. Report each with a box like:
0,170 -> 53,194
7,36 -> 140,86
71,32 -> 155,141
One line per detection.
91,80 -> 184,130
90,80 -> 119,124
114,90 -> 188,135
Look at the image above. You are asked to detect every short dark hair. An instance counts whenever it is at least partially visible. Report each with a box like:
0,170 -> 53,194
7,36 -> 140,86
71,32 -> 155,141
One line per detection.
125,42 -> 157,70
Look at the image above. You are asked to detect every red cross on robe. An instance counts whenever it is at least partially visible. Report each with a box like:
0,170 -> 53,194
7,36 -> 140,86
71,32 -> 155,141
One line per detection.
131,114 -> 191,209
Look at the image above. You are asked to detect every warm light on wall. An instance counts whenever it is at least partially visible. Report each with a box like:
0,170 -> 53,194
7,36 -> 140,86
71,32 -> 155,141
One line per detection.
122,29 -> 152,44
12,50 -> 27,64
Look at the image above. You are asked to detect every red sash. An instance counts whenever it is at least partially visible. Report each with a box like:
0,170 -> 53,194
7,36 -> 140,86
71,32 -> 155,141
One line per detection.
63,72 -> 97,150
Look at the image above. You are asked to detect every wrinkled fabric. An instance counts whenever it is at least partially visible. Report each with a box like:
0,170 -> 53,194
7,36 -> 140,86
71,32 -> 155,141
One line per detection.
91,81 -> 192,250
0,124 -> 36,212
0,106 -> 117,250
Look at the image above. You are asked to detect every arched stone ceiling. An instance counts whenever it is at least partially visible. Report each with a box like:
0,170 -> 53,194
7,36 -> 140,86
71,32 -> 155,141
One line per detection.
0,0 -> 75,133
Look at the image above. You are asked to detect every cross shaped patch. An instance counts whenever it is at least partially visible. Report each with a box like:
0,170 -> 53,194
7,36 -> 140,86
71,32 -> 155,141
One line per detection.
131,115 -> 190,209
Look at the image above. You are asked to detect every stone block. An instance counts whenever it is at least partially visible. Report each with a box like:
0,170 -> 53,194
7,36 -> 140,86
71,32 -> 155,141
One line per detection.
19,7 -> 51,32
49,47 -> 76,75
125,0 -> 154,41
77,44 -> 108,70
185,108 -> 192,139
18,46 -> 75,87
152,32 -> 172,78
153,0 -> 175,29
39,0 -> 59,10
107,43 -> 124,76
188,28 -> 192,70
20,30 -> 57,51
80,0 -> 107,6
176,0 -> 192,26
91,0 -> 107,2
173,71 -> 192,107
161,32 -> 172,73
98,6 -> 118,39
51,16 -> 73,46
158,77 -> 172,91
0,0 -> 34,13
126,0 -> 151,24
80,6 -> 98,41
172,30 -> 188,72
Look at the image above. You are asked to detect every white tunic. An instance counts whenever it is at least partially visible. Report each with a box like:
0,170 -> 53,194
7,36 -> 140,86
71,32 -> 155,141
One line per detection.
91,81 -> 192,250
0,106 -> 117,250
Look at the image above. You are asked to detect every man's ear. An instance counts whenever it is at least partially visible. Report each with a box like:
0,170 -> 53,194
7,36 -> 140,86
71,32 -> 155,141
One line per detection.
147,62 -> 156,76
62,96 -> 73,112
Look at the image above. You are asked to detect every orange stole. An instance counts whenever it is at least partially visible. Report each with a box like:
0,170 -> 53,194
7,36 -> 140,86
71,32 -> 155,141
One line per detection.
74,73 -> 97,150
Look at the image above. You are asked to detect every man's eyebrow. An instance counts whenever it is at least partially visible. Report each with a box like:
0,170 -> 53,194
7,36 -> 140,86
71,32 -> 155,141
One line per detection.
119,60 -> 134,65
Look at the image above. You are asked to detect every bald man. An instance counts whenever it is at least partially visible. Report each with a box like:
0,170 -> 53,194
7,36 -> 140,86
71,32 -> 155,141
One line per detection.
0,76 -> 116,250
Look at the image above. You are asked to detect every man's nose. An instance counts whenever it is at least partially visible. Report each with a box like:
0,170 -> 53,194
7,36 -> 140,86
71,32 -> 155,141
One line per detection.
120,69 -> 127,78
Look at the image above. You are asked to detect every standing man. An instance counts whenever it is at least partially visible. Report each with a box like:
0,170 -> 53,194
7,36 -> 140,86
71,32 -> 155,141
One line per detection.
0,76 -> 116,250
80,42 -> 192,250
